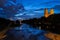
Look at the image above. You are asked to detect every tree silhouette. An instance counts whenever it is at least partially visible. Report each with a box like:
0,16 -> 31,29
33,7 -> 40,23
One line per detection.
46,14 -> 60,34
22,14 -> 60,34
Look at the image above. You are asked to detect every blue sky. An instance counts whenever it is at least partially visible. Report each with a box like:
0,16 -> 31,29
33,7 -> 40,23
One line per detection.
13,0 -> 60,20
16,0 -> 60,10
0,0 -> 60,19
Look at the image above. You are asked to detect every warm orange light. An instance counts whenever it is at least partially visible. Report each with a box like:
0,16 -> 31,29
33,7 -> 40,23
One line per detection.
50,9 -> 54,15
44,8 -> 54,18
44,8 -> 49,18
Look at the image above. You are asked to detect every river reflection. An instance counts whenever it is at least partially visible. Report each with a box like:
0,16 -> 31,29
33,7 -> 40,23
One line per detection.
6,24 -> 49,40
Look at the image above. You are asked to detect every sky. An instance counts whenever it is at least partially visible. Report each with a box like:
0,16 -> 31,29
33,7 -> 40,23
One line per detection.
16,0 -> 60,10
13,0 -> 60,20
0,0 -> 60,19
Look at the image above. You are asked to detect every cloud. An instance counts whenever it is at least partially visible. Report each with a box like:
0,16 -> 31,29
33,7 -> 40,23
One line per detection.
20,0 -> 60,9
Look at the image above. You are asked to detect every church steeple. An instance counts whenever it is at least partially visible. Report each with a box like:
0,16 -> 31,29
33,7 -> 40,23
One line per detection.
44,8 -> 49,18
50,9 -> 54,15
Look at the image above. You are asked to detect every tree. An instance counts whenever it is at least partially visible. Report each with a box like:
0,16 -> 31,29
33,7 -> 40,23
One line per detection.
22,14 -> 60,34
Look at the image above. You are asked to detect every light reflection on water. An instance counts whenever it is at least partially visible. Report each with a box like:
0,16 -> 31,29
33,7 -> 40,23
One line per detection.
6,24 -> 49,40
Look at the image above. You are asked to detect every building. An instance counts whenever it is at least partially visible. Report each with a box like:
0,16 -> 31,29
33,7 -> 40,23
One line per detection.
44,8 -> 49,18
44,8 -> 54,18
50,9 -> 54,15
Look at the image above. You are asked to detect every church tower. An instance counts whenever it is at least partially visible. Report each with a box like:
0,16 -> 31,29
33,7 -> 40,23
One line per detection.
50,9 -> 54,15
44,8 -> 49,18
44,8 -> 54,18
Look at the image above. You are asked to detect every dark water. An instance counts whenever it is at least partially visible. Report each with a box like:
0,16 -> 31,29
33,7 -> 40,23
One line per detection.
5,24 -> 50,40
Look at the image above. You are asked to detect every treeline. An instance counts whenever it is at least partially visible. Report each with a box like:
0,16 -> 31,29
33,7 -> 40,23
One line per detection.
0,18 -> 20,31
0,14 -> 60,34
22,14 -> 60,34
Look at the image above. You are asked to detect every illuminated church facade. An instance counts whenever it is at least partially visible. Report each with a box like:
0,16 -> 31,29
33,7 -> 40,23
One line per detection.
44,8 -> 54,18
